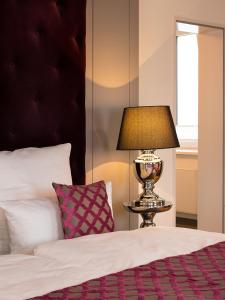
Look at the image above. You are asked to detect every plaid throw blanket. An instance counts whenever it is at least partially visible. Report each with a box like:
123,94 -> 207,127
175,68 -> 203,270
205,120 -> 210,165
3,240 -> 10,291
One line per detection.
31,241 -> 225,300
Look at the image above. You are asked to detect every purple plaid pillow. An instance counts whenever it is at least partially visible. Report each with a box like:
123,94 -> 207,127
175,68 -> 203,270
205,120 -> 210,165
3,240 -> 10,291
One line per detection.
52,181 -> 114,239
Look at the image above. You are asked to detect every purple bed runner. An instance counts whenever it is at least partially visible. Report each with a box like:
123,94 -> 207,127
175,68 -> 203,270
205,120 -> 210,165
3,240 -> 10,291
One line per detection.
31,241 -> 225,300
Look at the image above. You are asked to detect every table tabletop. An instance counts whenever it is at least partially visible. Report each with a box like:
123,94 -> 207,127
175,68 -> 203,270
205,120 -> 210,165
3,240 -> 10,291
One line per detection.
123,201 -> 172,214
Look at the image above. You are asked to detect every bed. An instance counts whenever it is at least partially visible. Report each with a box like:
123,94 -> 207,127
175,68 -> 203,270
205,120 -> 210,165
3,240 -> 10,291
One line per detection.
1,1 -> 225,300
0,227 -> 224,300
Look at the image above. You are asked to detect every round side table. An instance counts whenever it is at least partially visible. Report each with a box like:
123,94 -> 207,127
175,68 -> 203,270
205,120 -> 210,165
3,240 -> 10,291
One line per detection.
123,201 -> 172,227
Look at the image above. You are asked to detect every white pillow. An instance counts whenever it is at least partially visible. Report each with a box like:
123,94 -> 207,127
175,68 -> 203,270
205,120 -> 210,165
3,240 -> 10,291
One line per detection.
0,143 -> 72,254
105,181 -> 113,215
1,199 -> 63,254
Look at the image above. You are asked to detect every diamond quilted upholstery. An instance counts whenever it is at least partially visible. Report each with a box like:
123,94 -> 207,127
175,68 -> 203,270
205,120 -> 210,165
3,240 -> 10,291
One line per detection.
0,0 -> 86,184
53,181 -> 115,238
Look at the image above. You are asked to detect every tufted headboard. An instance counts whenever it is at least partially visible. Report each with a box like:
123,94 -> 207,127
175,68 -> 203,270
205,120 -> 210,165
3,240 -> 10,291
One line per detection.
0,0 -> 86,184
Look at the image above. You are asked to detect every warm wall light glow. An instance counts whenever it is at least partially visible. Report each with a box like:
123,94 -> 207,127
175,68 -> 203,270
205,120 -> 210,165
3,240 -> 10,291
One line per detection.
86,69 -> 136,89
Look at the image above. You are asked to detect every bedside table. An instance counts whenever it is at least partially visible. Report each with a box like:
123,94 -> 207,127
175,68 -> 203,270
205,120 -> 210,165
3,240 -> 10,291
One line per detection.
123,201 -> 172,227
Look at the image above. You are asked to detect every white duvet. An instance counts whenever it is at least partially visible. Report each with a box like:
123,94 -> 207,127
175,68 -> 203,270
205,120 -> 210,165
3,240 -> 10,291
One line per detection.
1,226 -> 225,300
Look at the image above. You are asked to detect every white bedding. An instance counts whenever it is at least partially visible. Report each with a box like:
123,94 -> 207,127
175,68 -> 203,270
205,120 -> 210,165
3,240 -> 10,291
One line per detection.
0,143 -> 72,255
1,226 -> 225,300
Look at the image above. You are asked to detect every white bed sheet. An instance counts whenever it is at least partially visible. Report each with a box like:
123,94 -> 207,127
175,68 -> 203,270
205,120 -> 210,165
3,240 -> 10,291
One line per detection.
1,226 -> 225,300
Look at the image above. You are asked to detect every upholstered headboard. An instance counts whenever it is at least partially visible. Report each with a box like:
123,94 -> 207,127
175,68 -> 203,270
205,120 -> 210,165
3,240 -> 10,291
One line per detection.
0,0 -> 86,184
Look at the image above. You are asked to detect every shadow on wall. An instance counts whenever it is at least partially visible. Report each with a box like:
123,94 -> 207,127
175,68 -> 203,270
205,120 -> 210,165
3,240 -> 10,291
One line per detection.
138,35 -> 178,227
139,37 -> 172,102
85,77 -> 139,231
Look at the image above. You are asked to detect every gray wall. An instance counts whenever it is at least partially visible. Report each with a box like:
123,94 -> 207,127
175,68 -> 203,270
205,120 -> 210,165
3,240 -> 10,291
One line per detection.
86,0 -> 139,230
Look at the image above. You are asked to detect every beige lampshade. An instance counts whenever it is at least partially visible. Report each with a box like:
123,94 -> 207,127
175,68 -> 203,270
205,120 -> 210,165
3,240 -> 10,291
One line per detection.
117,106 -> 180,150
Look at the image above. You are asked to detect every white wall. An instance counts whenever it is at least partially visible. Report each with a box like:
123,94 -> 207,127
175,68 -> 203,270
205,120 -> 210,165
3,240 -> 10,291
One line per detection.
86,0 -> 225,230
198,28 -> 224,232
176,154 -> 198,216
86,0 -> 139,231
176,27 -> 223,228
139,0 -> 225,227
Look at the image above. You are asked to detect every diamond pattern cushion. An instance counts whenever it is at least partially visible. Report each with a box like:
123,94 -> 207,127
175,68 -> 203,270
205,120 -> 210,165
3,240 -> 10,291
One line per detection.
52,181 -> 114,239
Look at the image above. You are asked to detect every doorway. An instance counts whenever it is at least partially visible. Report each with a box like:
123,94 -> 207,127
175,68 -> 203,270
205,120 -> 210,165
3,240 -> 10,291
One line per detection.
175,21 -> 224,232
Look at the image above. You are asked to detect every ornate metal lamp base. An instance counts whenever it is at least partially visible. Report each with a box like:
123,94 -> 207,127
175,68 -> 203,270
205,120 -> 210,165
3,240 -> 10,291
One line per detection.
133,198 -> 165,208
123,201 -> 172,227
134,150 -> 164,208
140,212 -> 156,227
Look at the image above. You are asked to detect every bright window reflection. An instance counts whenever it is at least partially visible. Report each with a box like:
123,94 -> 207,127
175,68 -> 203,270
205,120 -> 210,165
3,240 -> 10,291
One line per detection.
176,34 -> 198,145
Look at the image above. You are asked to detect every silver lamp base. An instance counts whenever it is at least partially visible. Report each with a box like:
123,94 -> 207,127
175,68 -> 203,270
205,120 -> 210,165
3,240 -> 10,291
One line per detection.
133,197 -> 165,208
133,150 -> 164,207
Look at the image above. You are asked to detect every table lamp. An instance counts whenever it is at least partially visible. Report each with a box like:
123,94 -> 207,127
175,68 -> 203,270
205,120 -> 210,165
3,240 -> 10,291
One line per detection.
117,106 -> 180,207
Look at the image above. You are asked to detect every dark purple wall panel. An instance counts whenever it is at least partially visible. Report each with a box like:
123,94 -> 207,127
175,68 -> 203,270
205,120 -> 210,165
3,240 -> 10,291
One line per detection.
0,0 -> 86,184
